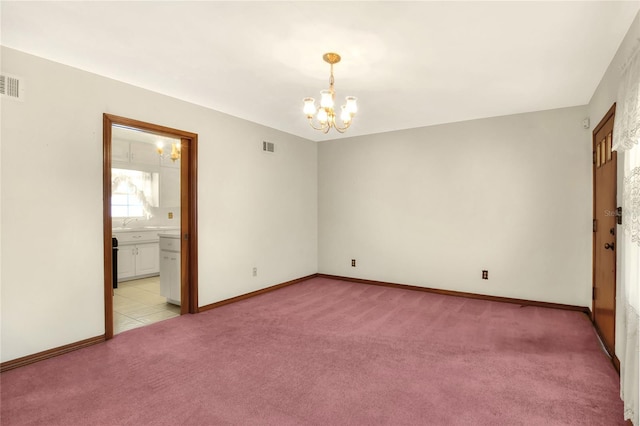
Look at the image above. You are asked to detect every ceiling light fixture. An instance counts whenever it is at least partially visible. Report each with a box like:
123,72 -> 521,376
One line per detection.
156,140 -> 181,163
303,52 -> 357,134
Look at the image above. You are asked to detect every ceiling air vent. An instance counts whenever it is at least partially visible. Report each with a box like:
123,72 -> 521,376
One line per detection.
0,74 -> 24,101
263,141 -> 275,153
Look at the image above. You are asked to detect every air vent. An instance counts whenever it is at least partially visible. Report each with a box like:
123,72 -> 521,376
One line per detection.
0,74 -> 24,101
263,141 -> 275,153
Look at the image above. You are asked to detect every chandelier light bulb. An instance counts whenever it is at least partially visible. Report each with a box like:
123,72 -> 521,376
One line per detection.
317,108 -> 328,124
303,97 -> 316,117
340,105 -> 352,124
345,96 -> 358,114
156,141 -> 164,155
170,142 -> 180,162
320,90 -> 334,109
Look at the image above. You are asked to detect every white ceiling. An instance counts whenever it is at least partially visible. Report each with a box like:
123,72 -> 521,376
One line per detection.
2,1 -> 639,142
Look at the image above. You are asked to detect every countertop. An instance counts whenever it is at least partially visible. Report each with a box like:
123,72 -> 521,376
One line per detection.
158,231 -> 180,238
112,226 -> 179,233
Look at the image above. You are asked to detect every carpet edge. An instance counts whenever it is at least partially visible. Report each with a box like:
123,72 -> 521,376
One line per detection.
318,273 -> 591,314
198,273 -> 319,313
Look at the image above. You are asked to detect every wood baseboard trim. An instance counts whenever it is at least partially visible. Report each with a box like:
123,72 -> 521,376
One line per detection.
198,274 -> 319,313
1,335 -> 105,373
612,354 -> 620,373
318,274 -> 591,315
591,321 -> 621,374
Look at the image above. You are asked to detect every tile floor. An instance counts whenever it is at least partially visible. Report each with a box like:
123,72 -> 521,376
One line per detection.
113,276 -> 181,334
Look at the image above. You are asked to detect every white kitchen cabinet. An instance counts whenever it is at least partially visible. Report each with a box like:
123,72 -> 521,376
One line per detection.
114,231 -> 160,282
117,246 -> 136,280
159,234 -> 181,305
112,140 -> 159,167
116,243 -> 159,281
135,243 -> 160,276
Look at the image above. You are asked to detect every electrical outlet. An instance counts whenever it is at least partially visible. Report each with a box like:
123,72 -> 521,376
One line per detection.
482,270 -> 488,280
252,267 -> 257,277
168,212 -> 173,219
351,259 -> 356,267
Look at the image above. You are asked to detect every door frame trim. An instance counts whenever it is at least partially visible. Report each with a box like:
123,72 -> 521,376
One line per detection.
103,114 -> 198,339
591,103 -> 616,358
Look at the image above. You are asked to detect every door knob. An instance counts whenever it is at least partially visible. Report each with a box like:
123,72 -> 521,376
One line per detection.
604,242 -> 615,250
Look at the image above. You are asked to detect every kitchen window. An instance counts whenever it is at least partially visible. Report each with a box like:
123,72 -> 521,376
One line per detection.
111,168 -> 159,218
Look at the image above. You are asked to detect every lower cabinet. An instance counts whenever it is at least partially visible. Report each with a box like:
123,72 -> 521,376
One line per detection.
159,235 -> 181,306
117,242 -> 159,281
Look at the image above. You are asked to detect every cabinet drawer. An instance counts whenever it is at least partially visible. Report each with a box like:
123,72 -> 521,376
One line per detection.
159,237 -> 180,251
114,231 -> 159,244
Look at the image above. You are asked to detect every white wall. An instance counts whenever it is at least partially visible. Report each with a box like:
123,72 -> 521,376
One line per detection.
587,11 -> 639,359
589,12 -> 639,126
0,47 -> 318,362
319,106 -> 592,307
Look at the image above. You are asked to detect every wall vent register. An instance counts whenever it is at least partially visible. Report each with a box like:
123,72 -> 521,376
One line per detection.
0,74 -> 24,101
263,141 -> 275,153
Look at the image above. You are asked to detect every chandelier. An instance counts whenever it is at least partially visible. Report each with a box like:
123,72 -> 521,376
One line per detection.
303,52 -> 357,133
156,140 -> 181,162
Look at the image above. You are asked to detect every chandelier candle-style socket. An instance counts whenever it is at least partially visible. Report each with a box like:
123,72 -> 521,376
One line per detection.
156,140 -> 181,162
303,52 -> 357,134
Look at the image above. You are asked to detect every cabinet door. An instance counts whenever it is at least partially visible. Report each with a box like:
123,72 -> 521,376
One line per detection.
160,166 -> 180,208
112,139 -> 130,163
136,243 -> 160,276
117,246 -> 136,281
169,252 -> 181,304
130,141 -> 160,166
159,251 -> 171,299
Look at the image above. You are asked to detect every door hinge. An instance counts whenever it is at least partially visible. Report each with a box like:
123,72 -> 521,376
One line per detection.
593,219 -> 597,232
617,207 -> 622,225
592,287 -> 596,300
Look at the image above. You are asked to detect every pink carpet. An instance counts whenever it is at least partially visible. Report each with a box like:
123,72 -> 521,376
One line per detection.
1,277 -> 624,425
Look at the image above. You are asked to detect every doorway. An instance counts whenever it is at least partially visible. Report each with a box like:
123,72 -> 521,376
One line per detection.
592,104 -> 617,361
103,114 -> 198,339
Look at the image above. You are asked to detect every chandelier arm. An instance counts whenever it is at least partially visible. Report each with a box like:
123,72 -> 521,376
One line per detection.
308,118 -> 329,132
333,120 -> 352,133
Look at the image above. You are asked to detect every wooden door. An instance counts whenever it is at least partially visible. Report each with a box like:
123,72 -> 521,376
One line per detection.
592,104 -> 617,357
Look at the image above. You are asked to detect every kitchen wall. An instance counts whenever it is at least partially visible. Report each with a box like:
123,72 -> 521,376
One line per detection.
318,106 -> 592,307
587,11 -> 639,359
0,47 -> 318,362
111,133 -> 182,230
